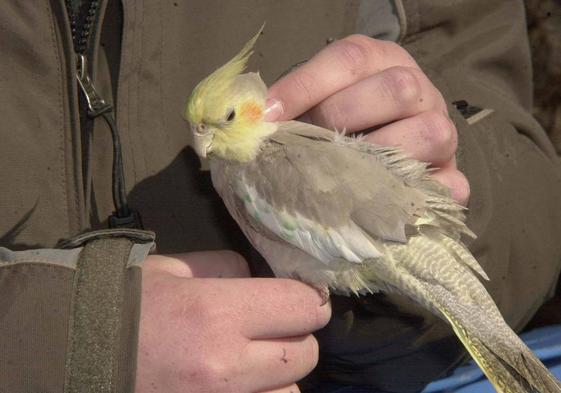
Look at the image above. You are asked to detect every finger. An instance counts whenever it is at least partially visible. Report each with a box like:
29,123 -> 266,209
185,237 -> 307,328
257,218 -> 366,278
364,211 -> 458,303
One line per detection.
142,250 -> 250,279
259,383 -> 301,393
307,67 -> 446,132
242,336 -> 318,392
430,165 -> 471,206
363,110 -> 457,165
238,278 -> 332,339
267,35 -> 419,121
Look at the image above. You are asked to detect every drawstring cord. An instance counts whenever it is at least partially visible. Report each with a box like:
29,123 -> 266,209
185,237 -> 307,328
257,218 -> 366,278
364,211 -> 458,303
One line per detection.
76,54 -> 142,229
101,112 -> 129,218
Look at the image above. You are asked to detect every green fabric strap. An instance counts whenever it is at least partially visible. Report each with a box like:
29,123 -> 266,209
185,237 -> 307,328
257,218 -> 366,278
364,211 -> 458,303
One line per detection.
64,235 -> 136,393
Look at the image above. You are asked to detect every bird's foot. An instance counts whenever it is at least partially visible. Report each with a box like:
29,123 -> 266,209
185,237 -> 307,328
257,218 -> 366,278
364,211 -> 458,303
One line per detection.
317,286 -> 330,306
291,273 -> 330,305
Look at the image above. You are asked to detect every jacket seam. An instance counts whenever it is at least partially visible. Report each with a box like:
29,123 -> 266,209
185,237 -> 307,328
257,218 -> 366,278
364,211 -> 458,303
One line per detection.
400,0 -> 420,40
45,0 -> 71,237
0,260 -> 77,268
394,0 -> 408,42
135,2 -> 145,187
158,0 -> 166,157
124,0 -> 141,191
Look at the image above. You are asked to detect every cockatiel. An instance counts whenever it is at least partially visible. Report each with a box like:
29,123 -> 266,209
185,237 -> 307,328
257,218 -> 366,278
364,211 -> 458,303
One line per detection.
185,29 -> 561,393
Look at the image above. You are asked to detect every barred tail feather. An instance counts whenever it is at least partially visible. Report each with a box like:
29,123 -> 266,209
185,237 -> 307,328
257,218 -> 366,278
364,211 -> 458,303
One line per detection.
380,237 -> 561,393
436,292 -> 561,393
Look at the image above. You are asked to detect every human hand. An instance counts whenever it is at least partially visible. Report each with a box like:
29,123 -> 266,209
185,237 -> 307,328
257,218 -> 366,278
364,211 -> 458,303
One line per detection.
136,251 -> 331,393
266,35 -> 469,205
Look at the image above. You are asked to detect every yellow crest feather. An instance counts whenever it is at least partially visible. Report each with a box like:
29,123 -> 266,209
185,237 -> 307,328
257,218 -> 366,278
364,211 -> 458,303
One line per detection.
186,24 -> 264,123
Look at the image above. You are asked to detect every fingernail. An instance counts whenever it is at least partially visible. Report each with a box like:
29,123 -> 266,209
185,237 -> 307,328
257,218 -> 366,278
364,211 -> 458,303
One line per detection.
264,98 -> 284,122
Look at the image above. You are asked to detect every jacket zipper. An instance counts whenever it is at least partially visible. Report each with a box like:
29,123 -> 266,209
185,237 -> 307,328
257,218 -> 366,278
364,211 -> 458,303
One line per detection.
66,0 -> 99,55
65,0 -> 142,228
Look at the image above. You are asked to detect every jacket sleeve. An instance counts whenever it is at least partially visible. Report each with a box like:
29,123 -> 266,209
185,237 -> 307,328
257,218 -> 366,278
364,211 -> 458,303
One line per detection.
400,0 -> 561,331
0,229 -> 154,393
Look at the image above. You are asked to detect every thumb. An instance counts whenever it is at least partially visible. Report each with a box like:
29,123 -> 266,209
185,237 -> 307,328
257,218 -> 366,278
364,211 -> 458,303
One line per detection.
142,250 -> 251,279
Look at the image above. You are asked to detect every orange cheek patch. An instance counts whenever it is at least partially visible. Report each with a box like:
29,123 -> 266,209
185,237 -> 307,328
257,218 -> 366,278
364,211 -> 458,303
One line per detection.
240,101 -> 263,123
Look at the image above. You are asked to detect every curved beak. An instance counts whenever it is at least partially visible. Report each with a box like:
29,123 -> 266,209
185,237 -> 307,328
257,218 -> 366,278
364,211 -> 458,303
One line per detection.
191,123 -> 214,158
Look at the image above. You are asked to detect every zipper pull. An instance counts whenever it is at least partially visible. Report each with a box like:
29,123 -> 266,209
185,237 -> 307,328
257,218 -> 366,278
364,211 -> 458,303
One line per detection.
76,53 -> 112,117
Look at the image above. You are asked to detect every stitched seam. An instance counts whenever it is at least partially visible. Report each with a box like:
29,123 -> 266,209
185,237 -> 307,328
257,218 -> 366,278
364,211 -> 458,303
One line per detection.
0,263 -> 76,272
116,0 -> 129,183
0,260 -> 78,268
126,3 -> 135,186
45,0 -> 71,236
401,0 -> 420,40
135,1 -> 145,183
124,0 -> 140,189
159,0 -> 165,156
394,0 -> 408,43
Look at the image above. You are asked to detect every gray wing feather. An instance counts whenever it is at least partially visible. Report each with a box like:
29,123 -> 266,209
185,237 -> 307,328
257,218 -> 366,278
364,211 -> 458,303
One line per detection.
248,121 -> 429,243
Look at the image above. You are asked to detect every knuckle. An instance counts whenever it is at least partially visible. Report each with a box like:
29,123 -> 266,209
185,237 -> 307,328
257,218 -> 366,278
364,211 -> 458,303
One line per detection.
420,111 -> 456,150
344,33 -> 374,47
178,291 -> 222,328
383,66 -> 422,105
190,356 -> 230,388
335,34 -> 375,75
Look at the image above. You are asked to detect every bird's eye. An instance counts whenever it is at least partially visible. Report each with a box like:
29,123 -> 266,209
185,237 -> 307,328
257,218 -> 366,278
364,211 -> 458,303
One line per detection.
226,109 -> 236,122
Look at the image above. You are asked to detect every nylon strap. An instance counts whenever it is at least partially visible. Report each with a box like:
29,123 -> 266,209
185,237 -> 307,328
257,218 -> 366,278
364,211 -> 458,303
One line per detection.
62,230 -> 153,393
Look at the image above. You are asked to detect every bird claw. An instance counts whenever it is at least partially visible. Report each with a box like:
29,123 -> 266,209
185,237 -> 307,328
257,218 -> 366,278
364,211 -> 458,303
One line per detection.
317,286 -> 330,306
292,274 -> 330,305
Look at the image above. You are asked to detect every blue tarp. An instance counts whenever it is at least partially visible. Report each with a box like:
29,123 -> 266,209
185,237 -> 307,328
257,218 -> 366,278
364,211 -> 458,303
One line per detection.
319,325 -> 561,393
421,325 -> 561,393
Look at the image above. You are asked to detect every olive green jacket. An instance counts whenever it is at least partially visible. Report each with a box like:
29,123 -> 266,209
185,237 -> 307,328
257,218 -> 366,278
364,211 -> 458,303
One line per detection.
1,1 -> 560,392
